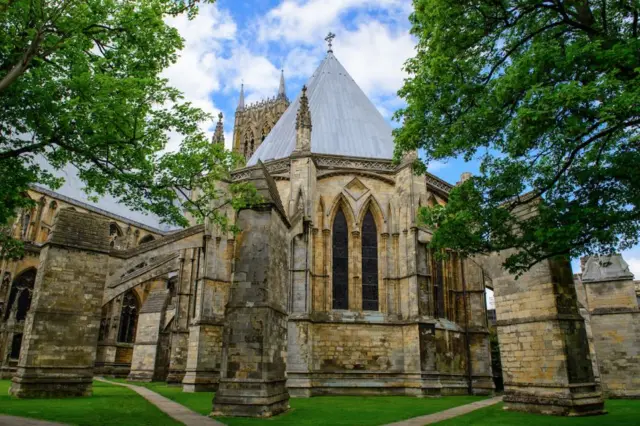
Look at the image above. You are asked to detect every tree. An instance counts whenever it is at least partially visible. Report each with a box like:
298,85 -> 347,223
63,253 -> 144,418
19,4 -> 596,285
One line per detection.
0,0 -> 257,256
394,0 -> 640,274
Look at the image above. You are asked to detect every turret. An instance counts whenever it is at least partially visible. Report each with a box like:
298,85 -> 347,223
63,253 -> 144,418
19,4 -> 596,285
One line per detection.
278,70 -> 287,102
295,85 -> 312,152
237,83 -> 245,111
212,112 -> 224,145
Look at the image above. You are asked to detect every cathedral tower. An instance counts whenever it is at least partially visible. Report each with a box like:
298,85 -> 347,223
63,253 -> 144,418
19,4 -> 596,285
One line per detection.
232,71 -> 289,162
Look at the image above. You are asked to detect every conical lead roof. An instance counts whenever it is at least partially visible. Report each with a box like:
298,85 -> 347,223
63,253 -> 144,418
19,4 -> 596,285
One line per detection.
247,52 -> 394,166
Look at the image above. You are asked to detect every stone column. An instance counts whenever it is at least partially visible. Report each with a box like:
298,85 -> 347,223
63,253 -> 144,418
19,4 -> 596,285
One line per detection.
95,296 -> 123,377
182,233 -> 231,392
212,165 -> 290,417
484,252 -> 604,416
581,255 -> 640,398
128,289 -> 171,381
10,210 -> 110,398
167,248 -> 196,384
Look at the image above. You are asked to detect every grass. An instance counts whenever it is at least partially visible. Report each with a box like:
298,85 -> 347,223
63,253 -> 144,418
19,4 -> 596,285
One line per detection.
434,400 -> 640,426
11,377 -> 633,426
0,379 -> 181,425
117,380 -> 486,426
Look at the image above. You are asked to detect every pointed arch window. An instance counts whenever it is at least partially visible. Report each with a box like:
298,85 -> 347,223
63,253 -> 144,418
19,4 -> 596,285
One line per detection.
4,268 -> 36,322
98,304 -> 110,342
117,291 -> 139,343
21,210 -> 31,239
10,333 -> 23,359
361,210 -> 379,311
332,209 -> 349,309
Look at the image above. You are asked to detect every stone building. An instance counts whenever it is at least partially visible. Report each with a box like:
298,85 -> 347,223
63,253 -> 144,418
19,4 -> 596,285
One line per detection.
0,186 -> 165,379
1,44 -> 638,418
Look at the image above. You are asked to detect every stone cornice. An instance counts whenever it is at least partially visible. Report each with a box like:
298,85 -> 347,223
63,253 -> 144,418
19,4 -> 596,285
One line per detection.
231,155 -> 455,199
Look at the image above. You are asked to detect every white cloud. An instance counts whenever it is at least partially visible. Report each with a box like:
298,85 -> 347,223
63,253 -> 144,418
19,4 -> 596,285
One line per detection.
162,4 -> 237,150
428,160 -> 448,173
215,47 -> 282,105
259,0 -> 411,44
158,0 -> 416,152
621,248 -> 640,279
337,21 -> 414,97
627,257 -> 640,278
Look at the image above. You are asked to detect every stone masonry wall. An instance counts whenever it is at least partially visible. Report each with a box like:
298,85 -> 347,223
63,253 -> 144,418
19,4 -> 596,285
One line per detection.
311,323 -> 405,372
589,311 -> 640,397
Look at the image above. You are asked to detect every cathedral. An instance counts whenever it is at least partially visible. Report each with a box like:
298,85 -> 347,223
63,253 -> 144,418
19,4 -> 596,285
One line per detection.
1,43 -> 639,418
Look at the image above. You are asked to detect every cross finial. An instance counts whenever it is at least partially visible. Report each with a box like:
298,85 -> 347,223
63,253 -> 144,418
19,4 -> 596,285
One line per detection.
325,32 -> 335,53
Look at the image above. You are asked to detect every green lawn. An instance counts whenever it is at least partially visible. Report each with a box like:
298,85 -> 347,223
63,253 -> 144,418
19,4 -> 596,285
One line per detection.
434,400 -> 640,426
121,380 -> 486,426
0,380 -> 180,425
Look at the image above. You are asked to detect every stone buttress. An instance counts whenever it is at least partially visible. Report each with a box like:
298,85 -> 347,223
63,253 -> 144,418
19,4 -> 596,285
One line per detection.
182,182 -> 235,392
10,210 -> 110,397
128,289 -> 172,381
212,165 -> 291,417
580,255 -> 640,398
482,240 -> 605,415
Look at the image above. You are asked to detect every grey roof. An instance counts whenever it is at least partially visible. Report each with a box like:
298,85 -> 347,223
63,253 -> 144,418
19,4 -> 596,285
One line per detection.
33,158 -> 176,233
247,52 -> 395,166
32,185 -> 168,235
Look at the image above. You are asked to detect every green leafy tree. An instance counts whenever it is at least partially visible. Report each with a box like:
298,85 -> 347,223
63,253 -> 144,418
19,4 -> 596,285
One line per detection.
395,0 -> 640,274
0,0 -> 256,257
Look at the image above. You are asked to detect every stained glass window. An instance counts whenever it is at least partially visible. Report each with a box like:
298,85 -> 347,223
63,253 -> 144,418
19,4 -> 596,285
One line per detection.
361,211 -> 379,311
332,209 -> 349,309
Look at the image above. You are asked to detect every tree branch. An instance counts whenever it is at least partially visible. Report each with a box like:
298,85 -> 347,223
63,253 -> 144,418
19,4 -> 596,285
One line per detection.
507,118 -> 640,210
483,21 -> 564,84
0,30 -> 44,93
0,140 -> 52,159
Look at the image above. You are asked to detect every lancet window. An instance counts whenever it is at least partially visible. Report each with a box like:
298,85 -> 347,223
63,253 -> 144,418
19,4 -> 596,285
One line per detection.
332,209 -> 349,309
